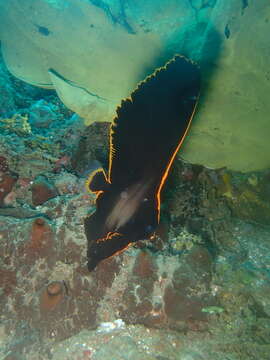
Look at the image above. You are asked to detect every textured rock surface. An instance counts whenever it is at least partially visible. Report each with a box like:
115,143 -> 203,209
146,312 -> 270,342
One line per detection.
1,138 -> 270,359
31,176 -> 58,206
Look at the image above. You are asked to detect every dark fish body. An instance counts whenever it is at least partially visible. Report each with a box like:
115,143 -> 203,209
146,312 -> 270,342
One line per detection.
84,55 -> 200,271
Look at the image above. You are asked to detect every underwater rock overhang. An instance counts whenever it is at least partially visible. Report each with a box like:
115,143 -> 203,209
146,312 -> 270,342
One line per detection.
84,55 -> 201,270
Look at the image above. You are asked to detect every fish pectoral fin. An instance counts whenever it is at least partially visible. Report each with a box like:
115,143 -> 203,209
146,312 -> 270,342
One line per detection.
86,168 -> 110,193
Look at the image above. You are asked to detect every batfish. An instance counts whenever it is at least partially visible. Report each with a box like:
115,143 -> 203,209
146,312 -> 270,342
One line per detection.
84,55 -> 200,270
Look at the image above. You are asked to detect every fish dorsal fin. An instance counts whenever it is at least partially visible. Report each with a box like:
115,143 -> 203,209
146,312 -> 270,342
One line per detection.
86,168 -> 109,193
108,55 -> 200,185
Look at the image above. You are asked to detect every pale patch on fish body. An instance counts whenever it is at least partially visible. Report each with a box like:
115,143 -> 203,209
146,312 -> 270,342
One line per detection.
105,181 -> 151,231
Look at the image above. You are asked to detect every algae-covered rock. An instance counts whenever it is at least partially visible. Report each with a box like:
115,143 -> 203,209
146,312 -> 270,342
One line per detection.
226,172 -> 270,225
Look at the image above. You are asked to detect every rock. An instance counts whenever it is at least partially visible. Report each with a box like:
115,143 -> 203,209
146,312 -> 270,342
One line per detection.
22,218 -> 55,263
40,281 -> 65,312
54,172 -> 79,195
0,173 -> 17,206
31,176 -> 58,206
0,155 -> 9,172
29,99 -> 58,128
71,122 -> 110,175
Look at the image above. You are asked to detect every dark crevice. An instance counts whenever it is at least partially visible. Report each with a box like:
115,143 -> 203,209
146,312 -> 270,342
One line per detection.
88,0 -> 135,34
241,0 -> 249,14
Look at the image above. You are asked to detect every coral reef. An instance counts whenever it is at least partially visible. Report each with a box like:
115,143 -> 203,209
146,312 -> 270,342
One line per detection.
0,31 -> 270,360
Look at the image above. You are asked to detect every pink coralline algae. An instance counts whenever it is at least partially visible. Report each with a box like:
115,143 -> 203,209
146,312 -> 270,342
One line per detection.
40,281 -> 64,311
0,173 -> 17,206
23,218 -> 55,263
31,177 -> 58,206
